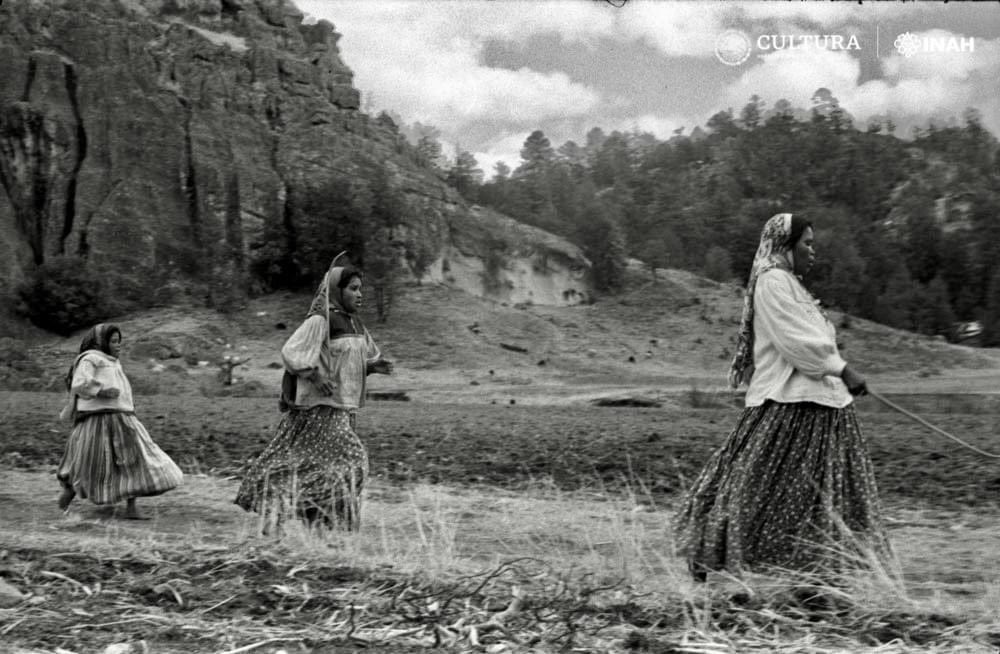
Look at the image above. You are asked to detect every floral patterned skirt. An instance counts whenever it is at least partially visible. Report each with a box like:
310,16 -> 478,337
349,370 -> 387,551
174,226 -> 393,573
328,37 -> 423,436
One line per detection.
234,405 -> 369,531
675,400 -> 892,576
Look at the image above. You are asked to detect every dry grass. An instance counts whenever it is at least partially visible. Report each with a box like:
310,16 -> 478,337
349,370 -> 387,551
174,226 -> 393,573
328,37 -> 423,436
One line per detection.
7,269 -> 999,400
3,475 -> 1000,653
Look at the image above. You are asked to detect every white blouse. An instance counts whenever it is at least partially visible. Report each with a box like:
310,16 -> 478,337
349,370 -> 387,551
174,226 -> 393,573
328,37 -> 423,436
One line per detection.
745,268 -> 852,408
281,314 -> 382,410
71,351 -> 135,413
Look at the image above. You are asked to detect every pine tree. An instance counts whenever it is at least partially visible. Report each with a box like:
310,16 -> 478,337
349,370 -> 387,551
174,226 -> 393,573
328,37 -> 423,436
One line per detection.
578,202 -> 626,292
446,150 -> 483,199
703,246 -> 734,283
874,262 -> 916,330
514,130 -> 556,219
913,276 -> 956,336
982,267 -> 1000,346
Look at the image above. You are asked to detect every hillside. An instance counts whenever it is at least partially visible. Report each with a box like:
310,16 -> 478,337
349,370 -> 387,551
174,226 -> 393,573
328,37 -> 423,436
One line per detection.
6,263 -> 998,405
0,0 -> 591,325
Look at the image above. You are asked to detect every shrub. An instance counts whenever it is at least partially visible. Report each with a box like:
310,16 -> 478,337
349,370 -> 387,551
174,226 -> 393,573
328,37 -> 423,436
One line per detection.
16,257 -> 112,335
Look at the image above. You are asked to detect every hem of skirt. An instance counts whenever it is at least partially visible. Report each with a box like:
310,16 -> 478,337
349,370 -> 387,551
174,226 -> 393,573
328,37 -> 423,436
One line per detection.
61,483 -> 179,505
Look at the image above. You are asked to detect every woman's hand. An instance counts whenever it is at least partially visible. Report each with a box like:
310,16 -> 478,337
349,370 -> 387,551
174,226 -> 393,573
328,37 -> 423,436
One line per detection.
96,388 -> 120,399
840,364 -> 867,396
308,372 -> 335,396
370,359 -> 394,375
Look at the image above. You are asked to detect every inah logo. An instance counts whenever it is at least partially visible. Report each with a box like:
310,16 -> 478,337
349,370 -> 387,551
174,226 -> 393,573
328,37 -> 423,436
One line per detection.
894,32 -> 921,58
894,31 -> 974,58
715,30 -> 752,66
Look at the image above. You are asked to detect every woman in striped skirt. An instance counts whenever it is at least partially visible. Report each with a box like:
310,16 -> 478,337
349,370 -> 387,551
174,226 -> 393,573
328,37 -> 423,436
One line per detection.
676,213 -> 892,579
57,324 -> 183,519
235,258 -> 393,534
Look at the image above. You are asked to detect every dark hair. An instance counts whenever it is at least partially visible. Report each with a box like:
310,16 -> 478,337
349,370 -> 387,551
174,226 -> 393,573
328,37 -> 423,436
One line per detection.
66,324 -> 121,389
79,324 -> 121,355
337,266 -> 362,289
787,215 -> 813,249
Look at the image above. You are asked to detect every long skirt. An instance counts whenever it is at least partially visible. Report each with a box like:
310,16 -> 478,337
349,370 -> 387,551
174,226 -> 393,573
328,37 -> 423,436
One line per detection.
234,406 -> 369,531
57,412 -> 183,505
675,400 -> 892,576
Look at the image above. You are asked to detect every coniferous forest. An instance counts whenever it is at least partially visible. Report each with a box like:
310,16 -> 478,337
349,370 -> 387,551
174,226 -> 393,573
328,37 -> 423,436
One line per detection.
414,90 -> 1000,346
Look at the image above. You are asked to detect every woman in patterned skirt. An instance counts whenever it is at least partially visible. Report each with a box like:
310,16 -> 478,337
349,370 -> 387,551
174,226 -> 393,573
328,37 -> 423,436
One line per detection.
235,258 -> 393,533
57,324 -> 183,519
676,213 -> 892,580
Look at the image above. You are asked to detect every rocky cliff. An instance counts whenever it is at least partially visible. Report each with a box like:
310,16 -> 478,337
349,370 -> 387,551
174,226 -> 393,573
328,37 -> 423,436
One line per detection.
0,0 -> 590,314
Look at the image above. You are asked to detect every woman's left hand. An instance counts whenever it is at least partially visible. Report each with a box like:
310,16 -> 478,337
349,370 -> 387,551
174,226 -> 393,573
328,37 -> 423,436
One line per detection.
841,365 -> 867,396
371,359 -> 394,375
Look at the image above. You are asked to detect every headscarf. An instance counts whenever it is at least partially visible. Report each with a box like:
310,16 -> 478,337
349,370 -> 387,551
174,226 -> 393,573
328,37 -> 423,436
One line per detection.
727,213 -> 803,388
64,323 -> 121,391
306,264 -> 361,321
280,255 -> 361,411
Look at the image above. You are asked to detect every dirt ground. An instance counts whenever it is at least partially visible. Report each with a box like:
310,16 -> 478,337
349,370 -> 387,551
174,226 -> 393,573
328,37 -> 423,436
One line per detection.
3,310 -> 1000,653
3,392 -> 999,508
3,462 -> 1000,652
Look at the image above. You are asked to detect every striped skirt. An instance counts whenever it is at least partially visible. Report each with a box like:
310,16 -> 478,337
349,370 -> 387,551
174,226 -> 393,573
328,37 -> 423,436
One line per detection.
675,401 -> 892,576
57,412 -> 183,505
234,406 -> 369,531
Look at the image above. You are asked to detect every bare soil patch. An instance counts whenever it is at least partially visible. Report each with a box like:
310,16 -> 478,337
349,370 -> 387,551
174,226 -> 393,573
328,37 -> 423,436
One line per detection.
3,392 -> 998,510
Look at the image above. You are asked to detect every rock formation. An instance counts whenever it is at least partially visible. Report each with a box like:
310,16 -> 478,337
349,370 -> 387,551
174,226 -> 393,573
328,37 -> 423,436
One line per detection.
0,0 -> 590,313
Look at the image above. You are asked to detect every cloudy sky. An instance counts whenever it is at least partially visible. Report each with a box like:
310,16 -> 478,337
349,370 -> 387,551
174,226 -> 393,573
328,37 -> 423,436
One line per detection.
296,0 -> 1000,177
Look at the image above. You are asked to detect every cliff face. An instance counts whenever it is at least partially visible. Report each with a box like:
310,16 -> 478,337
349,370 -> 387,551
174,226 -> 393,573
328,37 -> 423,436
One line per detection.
0,0 -> 591,309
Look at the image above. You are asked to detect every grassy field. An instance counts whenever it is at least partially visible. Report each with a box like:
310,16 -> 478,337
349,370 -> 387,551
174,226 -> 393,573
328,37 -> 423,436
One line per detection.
6,272 -> 1000,401
3,392 -> 999,508
3,267 -> 999,652
2,392 -> 1000,653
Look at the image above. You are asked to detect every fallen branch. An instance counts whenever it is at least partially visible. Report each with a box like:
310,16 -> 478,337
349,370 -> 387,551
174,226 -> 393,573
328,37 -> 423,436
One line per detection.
217,637 -> 303,654
40,570 -> 92,595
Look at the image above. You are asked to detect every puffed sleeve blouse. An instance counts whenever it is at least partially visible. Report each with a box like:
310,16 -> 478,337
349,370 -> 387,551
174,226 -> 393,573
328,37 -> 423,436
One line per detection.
744,268 -> 852,409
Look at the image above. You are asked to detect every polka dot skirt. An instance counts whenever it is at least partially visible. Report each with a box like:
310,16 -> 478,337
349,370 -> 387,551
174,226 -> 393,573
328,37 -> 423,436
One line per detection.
675,400 -> 892,577
235,406 -> 369,531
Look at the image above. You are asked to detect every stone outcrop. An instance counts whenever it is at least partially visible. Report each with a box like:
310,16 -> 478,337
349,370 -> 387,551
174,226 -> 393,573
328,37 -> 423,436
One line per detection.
0,0 -> 591,310
425,205 -> 590,306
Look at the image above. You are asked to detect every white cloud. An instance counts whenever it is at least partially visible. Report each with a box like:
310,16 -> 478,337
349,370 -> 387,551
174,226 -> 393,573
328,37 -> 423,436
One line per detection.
723,46 -> 861,112
294,0 -> 1000,157
738,2 -> 871,27
720,31 -> 1000,135
882,31 -> 1000,81
615,2 -> 728,58
855,33 -> 1000,132
298,0 -> 601,129
473,132 -> 533,179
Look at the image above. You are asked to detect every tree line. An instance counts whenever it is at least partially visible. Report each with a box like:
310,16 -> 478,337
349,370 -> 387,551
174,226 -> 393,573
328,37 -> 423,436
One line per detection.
415,90 -> 1000,346
13,90 -> 1000,346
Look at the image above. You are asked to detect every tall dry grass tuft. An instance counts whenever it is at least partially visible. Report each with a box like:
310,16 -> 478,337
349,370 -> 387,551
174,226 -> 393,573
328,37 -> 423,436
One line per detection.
10,470 -> 999,652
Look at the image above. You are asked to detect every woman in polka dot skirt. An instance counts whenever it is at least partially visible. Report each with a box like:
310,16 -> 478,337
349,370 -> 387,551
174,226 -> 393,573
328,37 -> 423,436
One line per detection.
676,213 -> 892,580
235,259 -> 392,533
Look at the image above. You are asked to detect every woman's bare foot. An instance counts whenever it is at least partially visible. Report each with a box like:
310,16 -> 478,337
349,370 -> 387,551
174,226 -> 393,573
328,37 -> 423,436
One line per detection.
58,486 -> 76,512
123,498 -> 149,520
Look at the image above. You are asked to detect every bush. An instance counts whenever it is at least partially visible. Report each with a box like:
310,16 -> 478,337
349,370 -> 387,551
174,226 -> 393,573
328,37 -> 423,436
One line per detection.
16,257 -> 113,335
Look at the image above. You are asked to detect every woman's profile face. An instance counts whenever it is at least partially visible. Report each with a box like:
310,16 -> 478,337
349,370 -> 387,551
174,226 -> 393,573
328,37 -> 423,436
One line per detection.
108,331 -> 123,358
792,226 -> 816,277
341,276 -> 363,313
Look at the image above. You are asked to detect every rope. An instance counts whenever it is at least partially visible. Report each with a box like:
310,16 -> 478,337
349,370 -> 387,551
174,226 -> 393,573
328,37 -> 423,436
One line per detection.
867,389 -> 1000,459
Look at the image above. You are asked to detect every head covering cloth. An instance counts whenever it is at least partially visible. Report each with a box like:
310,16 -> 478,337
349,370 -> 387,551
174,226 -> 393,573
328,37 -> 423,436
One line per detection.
280,252 -> 362,411
65,323 -> 121,391
306,254 -> 359,323
727,213 -> 802,389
